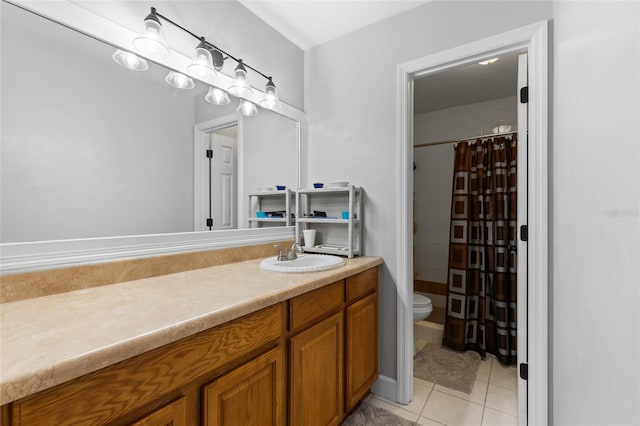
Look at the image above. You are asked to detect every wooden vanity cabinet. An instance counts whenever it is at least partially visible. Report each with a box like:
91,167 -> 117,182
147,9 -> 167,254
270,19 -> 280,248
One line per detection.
3,265 -> 379,426
344,268 -> 379,412
288,281 -> 344,426
288,267 -> 379,425
7,304 -> 284,426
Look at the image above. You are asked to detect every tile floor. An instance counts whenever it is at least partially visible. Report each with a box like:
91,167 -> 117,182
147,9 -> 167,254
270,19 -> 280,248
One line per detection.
367,357 -> 519,426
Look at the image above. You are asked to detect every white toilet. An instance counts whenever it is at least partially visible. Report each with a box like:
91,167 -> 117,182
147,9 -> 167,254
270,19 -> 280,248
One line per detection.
413,292 -> 433,322
413,292 -> 433,355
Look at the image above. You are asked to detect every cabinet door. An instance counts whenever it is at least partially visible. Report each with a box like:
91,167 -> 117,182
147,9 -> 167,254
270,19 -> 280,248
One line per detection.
203,346 -> 284,426
345,292 -> 378,412
130,397 -> 187,426
289,312 -> 343,426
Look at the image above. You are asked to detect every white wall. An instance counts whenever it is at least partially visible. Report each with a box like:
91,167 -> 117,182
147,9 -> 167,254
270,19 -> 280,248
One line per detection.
414,97 -> 517,144
305,0 -> 552,387
241,109 -> 299,226
551,2 -> 639,424
413,97 -> 516,283
413,144 -> 453,283
306,0 -> 639,423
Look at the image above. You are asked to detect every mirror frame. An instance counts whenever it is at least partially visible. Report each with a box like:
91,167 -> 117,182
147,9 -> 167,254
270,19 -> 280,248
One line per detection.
0,0 -> 306,274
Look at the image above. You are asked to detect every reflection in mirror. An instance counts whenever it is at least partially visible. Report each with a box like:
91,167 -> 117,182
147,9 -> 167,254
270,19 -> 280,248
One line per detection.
0,1 -> 299,243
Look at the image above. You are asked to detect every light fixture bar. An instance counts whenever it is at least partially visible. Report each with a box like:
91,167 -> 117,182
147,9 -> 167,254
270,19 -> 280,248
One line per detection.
151,8 -> 272,83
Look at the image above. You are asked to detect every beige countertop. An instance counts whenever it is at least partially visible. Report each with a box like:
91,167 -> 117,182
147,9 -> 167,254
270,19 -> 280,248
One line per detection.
0,255 -> 383,405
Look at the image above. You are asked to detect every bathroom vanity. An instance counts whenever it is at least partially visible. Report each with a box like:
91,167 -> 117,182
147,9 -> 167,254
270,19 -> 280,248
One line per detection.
0,256 -> 381,425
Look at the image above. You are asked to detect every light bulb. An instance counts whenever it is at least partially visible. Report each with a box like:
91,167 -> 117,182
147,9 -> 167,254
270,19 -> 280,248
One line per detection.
112,49 -> 148,71
165,71 -> 195,89
133,8 -> 170,59
205,87 -> 230,105
228,60 -> 253,98
237,99 -> 258,117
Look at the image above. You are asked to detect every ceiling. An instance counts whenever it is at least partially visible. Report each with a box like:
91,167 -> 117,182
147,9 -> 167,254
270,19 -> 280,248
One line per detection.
238,0 -> 430,51
414,54 -> 519,114
238,1 -> 518,113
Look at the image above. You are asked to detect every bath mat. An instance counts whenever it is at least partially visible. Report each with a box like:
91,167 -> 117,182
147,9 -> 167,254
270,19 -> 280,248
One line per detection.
413,343 -> 481,394
341,400 -> 415,426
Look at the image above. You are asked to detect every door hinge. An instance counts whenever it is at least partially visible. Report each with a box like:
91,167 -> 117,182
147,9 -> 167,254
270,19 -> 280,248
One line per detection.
520,86 -> 529,104
519,363 -> 528,380
520,225 -> 528,242
206,149 -> 213,159
206,218 -> 213,227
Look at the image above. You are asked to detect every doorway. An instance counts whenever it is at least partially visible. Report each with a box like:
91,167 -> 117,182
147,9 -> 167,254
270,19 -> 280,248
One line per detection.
411,51 -> 522,424
395,21 -> 549,426
193,115 -> 242,232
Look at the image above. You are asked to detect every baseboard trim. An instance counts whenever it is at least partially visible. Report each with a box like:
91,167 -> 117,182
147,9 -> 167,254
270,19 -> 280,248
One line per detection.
370,374 -> 397,402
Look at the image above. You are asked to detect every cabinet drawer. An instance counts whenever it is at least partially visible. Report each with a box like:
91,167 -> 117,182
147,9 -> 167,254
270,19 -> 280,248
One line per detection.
10,304 -> 283,426
345,268 -> 378,303
289,281 -> 343,333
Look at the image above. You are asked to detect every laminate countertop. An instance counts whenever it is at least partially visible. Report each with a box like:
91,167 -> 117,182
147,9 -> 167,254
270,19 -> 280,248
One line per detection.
0,255 -> 383,405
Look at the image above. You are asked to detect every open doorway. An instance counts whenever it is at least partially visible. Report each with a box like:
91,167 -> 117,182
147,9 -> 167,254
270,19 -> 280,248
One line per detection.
394,22 -> 549,426
411,52 -> 522,424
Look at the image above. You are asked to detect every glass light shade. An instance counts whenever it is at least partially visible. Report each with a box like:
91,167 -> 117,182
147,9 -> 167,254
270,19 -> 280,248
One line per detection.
133,18 -> 170,59
478,57 -> 499,65
236,99 -> 258,117
187,46 -> 216,80
259,80 -> 281,109
228,68 -> 252,98
112,49 -> 148,71
165,71 -> 195,89
205,87 -> 230,105
492,124 -> 512,134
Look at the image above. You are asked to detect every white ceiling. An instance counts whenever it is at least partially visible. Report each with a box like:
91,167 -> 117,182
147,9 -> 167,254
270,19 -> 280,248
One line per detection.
238,0 -> 430,51
414,53 -> 520,114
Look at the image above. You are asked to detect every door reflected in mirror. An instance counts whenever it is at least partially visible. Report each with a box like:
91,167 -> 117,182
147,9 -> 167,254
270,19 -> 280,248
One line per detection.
0,1 -> 300,243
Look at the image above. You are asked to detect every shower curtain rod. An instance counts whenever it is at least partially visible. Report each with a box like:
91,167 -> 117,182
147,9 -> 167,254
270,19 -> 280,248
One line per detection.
414,130 -> 519,148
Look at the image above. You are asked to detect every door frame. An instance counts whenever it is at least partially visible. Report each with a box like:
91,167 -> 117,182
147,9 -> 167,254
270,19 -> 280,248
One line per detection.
193,114 -> 243,232
395,21 -> 548,425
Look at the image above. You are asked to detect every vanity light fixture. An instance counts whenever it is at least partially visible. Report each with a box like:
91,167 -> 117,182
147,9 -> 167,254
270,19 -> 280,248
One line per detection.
478,57 -> 499,65
259,77 -> 281,110
237,99 -> 258,117
125,7 -> 281,114
205,86 -> 230,105
112,49 -> 148,71
228,60 -> 253,98
187,37 -> 216,80
165,71 -> 195,89
133,7 -> 170,59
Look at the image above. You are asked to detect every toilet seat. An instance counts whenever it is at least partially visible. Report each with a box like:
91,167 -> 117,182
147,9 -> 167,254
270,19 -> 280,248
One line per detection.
413,292 -> 432,308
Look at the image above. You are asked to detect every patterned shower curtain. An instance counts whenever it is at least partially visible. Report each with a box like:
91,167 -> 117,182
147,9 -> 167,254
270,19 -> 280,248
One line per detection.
442,135 -> 518,365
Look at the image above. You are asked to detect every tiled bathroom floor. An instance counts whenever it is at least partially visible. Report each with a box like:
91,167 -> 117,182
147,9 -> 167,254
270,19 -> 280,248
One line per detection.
367,357 -> 519,425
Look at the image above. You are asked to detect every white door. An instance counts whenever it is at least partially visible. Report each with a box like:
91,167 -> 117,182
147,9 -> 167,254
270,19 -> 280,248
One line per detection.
209,129 -> 237,230
516,52 -> 529,425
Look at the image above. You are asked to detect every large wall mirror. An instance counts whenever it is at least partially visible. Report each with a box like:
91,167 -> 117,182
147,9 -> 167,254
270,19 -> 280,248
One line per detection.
0,1 -> 305,273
